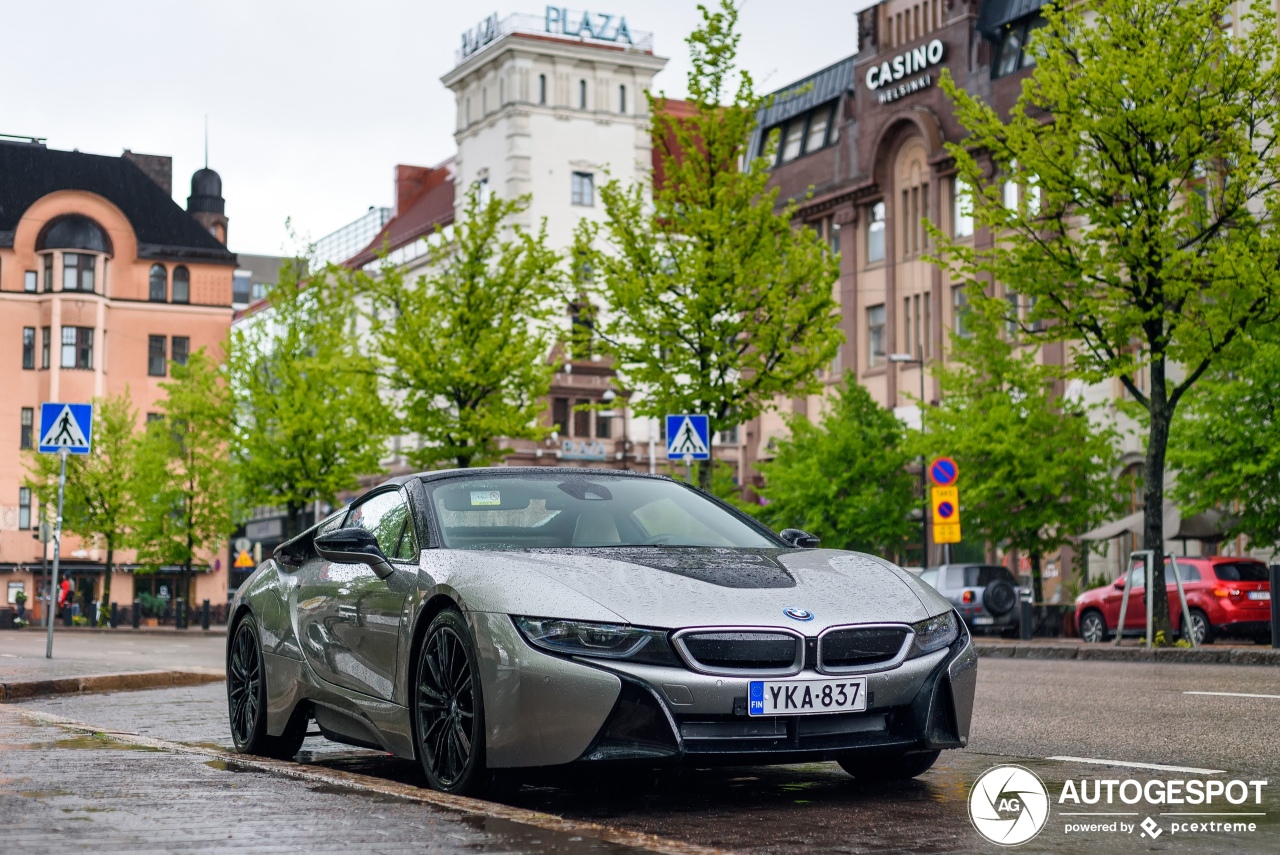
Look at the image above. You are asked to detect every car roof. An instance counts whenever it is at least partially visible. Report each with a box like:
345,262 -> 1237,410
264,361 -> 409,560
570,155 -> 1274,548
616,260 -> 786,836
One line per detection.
411,466 -> 675,484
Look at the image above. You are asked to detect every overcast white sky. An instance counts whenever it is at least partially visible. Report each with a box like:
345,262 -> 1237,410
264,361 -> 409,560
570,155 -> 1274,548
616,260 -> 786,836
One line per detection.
3,1 -> 866,256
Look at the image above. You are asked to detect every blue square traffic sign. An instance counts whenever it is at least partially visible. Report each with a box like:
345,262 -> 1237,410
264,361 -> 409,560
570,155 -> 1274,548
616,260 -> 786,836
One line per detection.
38,402 -> 93,455
666,414 -> 710,460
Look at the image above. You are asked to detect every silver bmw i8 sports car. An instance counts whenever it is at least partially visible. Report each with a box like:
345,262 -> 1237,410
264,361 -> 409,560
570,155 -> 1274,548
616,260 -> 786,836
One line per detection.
227,468 -> 976,795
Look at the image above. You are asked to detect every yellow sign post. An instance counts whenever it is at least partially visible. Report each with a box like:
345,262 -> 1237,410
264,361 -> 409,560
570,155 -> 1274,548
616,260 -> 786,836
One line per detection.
931,484 -> 962,544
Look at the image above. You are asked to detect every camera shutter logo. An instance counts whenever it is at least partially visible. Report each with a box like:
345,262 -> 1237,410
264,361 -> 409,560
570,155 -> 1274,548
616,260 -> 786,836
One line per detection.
969,765 -> 1051,846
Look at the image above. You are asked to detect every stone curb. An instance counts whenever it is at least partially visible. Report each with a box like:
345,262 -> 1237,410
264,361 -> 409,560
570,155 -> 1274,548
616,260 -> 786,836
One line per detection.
4,706 -> 731,855
974,642 -> 1280,666
0,668 -> 225,703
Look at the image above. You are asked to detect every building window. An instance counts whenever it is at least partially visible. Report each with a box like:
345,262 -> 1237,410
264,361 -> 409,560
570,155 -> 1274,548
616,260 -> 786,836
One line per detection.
619,84 -> 626,113
20,408 -> 33,450
953,286 -> 970,338
579,79 -> 587,109
867,304 -> 886,368
781,120 -> 804,162
172,266 -> 190,303
233,271 -> 251,304
149,264 -> 167,302
552,397 -> 570,436
148,335 -> 167,377
573,399 -> 591,438
18,488 -> 31,530
22,327 -> 35,370
539,74 -> 547,104
62,252 -> 95,292
596,412 -> 612,439
251,280 -> 266,302
571,172 -> 594,206
867,201 -> 886,263
146,412 -> 163,424
717,424 -> 739,445
482,87 -> 487,114
993,15 -> 1046,78
805,109 -> 829,153
1003,170 -> 1019,209
24,270 -> 37,292
43,254 -> 53,291
172,336 -> 190,366
62,327 -> 93,369
954,177 -> 974,237
40,327 -> 50,369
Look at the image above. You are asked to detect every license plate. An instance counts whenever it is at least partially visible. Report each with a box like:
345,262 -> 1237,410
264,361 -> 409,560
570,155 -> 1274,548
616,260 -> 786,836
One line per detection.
973,616 -> 995,625
748,677 -> 867,716
1248,591 -> 1271,601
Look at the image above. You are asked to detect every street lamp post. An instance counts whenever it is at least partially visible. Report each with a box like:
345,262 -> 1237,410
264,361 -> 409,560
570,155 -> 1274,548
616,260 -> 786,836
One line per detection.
889,347 -> 928,567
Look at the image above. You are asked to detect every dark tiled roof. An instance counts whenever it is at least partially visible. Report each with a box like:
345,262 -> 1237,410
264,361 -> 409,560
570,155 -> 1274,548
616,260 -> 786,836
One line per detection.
346,177 -> 455,268
0,142 -> 236,264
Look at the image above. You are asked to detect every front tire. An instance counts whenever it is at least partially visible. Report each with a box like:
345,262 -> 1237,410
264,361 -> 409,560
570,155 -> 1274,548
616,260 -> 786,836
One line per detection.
1079,609 -> 1108,644
227,615 -> 306,759
414,610 -> 489,796
838,749 -> 941,781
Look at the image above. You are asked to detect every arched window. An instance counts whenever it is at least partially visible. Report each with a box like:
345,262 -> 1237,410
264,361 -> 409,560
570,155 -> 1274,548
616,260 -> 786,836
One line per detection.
866,201 -> 886,263
37,214 -> 112,255
619,84 -> 627,113
149,264 -> 167,302
896,142 -> 929,259
172,266 -> 190,304
538,74 -> 547,104
579,79 -> 587,109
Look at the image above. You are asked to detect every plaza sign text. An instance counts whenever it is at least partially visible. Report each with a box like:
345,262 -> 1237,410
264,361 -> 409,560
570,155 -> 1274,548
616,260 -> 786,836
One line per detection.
460,12 -> 500,59
545,6 -> 633,44
865,38 -> 945,104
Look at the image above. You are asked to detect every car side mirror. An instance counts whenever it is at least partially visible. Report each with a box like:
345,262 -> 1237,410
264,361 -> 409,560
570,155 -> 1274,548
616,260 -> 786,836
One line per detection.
779,528 -> 821,549
1113,578 -> 1126,589
314,529 -> 395,580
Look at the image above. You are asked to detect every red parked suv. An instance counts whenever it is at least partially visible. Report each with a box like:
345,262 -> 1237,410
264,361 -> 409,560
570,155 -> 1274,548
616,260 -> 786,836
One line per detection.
1075,556 -> 1272,645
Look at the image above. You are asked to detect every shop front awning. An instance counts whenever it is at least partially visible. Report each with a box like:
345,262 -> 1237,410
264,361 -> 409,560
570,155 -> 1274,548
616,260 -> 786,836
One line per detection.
1078,502 -> 1235,543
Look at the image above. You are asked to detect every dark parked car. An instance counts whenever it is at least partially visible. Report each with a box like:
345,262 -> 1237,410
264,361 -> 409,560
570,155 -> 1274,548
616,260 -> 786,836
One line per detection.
918,564 -> 1023,635
1074,556 -> 1272,645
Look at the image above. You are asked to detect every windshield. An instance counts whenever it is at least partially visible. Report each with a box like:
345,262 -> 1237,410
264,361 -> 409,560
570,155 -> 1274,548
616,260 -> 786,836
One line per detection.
425,474 -> 779,550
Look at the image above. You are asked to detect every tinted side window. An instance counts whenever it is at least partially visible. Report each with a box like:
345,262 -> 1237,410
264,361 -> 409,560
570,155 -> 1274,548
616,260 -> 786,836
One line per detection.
1166,564 -> 1200,584
1214,562 -> 1268,582
348,491 -> 409,558
395,510 -> 420,560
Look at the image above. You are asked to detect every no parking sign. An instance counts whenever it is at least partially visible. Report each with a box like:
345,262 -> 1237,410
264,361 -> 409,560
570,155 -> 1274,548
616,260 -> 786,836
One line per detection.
929,457 -> 962,544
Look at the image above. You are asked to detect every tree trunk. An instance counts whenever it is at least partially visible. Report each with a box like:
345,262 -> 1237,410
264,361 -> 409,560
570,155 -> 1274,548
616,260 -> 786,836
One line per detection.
697,457 -> 713,491
98,541 -> 113,627
1144,358 -> 1173,641
1030,550 -> 1043,604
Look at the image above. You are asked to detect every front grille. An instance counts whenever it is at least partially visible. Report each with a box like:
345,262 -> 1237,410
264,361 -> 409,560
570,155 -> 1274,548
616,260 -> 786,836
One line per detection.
819,626 -> 910,670
677,630 -> 801,673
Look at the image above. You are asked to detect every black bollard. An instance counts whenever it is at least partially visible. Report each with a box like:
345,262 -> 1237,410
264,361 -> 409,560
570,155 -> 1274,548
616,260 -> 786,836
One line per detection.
201,599 -> 210,631
132,601 -> 141,629
63,604 -> 73,627
1019,588 -> 1034,640
1270,565 -> 1279,649
110,602 -> 119,628
176,598 -> 186,630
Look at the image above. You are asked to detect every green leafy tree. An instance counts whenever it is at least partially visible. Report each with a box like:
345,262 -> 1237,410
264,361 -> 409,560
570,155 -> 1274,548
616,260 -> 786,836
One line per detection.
1170,321 -> 1280,547
574,0 -> 842,490
918,299 -> 1124,600
230,258 -> 390,536
753,376 -> 917,556
133,349 -> 234,607
25,392 -> 140,625
369,184 -> 564,468
933,0 -> 1280,634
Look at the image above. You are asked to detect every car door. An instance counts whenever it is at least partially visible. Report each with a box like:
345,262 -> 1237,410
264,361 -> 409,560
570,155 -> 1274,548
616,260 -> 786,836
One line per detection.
1120,564 -> 1147,631
297,488 -> 419,701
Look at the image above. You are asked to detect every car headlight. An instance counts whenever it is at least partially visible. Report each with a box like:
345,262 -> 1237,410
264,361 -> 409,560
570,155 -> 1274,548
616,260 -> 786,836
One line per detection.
512,617 -> 681,666
908,611 -> 959,658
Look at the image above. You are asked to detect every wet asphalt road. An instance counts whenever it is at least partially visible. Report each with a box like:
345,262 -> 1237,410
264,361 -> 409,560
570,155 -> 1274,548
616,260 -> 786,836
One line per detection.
9,657 -> 1280,854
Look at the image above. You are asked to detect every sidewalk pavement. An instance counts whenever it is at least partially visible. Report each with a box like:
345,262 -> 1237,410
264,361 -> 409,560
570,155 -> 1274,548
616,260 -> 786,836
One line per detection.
974,636 -> 1280,666
1,629 -> 226,700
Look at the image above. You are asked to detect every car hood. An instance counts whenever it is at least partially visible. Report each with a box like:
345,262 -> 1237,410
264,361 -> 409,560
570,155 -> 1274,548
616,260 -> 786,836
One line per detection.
473,547 -> 947,630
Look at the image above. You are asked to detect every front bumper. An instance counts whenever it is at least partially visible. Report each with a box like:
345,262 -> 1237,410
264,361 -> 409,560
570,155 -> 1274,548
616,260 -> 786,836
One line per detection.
474,610 -> 977,769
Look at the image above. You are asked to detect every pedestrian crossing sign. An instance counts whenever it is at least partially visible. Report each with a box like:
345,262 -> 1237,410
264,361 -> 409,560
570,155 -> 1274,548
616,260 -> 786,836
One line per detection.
665,414 -> 710,460
38,402 -> 93,455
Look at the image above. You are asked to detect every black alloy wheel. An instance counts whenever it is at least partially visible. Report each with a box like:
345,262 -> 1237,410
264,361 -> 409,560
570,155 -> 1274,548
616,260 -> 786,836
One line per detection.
415,610 -> 488,795
227,615 -> 306,759
1079,610 -> 1108,644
